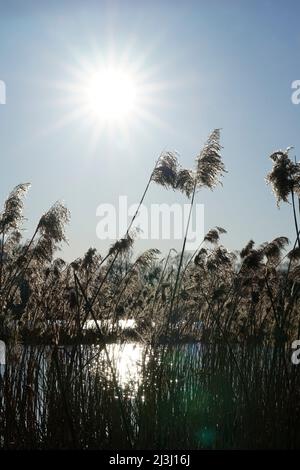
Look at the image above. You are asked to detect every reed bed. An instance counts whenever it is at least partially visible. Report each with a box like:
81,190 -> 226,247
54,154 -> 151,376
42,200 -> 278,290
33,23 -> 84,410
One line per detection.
0,131 -> 300,449
0,342 -> 299,449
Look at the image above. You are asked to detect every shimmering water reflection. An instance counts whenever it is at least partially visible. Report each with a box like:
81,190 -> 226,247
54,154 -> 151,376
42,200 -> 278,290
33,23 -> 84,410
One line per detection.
89,342 -> 147,394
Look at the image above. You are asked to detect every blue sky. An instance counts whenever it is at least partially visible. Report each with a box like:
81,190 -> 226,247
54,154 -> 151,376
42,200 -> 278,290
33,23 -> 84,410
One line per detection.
1,0 -> 300,260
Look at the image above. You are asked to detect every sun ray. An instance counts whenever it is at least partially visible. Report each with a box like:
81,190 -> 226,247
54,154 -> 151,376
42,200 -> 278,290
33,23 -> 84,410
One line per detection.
24,35 -> 180,157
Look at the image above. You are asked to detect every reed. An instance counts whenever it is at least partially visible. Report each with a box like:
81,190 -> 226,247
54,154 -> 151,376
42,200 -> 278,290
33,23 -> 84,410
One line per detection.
0,135 -> 300,449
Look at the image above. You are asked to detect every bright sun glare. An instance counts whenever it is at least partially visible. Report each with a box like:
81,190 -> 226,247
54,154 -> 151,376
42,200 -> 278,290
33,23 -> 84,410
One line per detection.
85,67 -> 138,121
51,47 -> 168,148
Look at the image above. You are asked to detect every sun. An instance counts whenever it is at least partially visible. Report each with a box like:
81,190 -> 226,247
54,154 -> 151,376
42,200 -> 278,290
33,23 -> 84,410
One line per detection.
46,45 -> 171,150
84,67 -> 138,122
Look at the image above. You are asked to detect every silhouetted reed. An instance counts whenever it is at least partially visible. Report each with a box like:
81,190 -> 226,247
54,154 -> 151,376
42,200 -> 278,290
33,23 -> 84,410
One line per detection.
0,135 -> 300,449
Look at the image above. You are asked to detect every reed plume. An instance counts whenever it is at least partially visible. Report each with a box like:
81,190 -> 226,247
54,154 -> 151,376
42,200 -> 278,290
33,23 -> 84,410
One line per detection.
240,240 -> 255,259
204,227 -> 227,244
135,248 -> 160,269
195,128 -> 226,189
151,151 -> 179,189
38,202 -> 70,244
108,233 -> 134,256
175,168 -> 195,197
266,147 -> 300,247
0,183 -> 30,233
263,236 -> 289,263
162,129 -> 227,333
266,149 -> 300,204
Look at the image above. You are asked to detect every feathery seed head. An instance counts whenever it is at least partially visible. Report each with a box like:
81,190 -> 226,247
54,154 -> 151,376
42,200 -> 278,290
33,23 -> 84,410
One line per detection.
0,183 -> 31,232
151,151 -> 179,190
175,168 -> 195,198
266,148 -> 300,205
195,129 -> 226,189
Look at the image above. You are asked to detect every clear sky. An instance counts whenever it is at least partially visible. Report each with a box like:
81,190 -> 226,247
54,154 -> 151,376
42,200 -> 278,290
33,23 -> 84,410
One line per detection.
1,0 -> 300,261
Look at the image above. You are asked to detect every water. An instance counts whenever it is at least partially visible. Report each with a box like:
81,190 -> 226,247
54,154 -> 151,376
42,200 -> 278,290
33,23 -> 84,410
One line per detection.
0,341 -> 299,449
83,319 -> 136,332
88,342 -> 146,392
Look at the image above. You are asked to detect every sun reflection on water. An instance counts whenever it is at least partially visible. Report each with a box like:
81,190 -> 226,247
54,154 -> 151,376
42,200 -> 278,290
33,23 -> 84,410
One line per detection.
90,342 -> 146,395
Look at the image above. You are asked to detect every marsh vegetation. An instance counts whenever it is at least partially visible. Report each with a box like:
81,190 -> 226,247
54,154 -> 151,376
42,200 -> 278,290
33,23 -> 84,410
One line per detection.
0,131 -> 300,449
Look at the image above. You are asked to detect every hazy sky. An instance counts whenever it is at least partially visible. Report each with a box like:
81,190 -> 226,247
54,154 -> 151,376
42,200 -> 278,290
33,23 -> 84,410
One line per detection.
1,0 -> 300,261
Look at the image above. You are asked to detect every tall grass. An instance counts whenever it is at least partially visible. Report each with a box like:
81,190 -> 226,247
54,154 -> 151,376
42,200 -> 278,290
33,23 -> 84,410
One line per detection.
0,342 -> 299,449
0,134 -> 300,449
